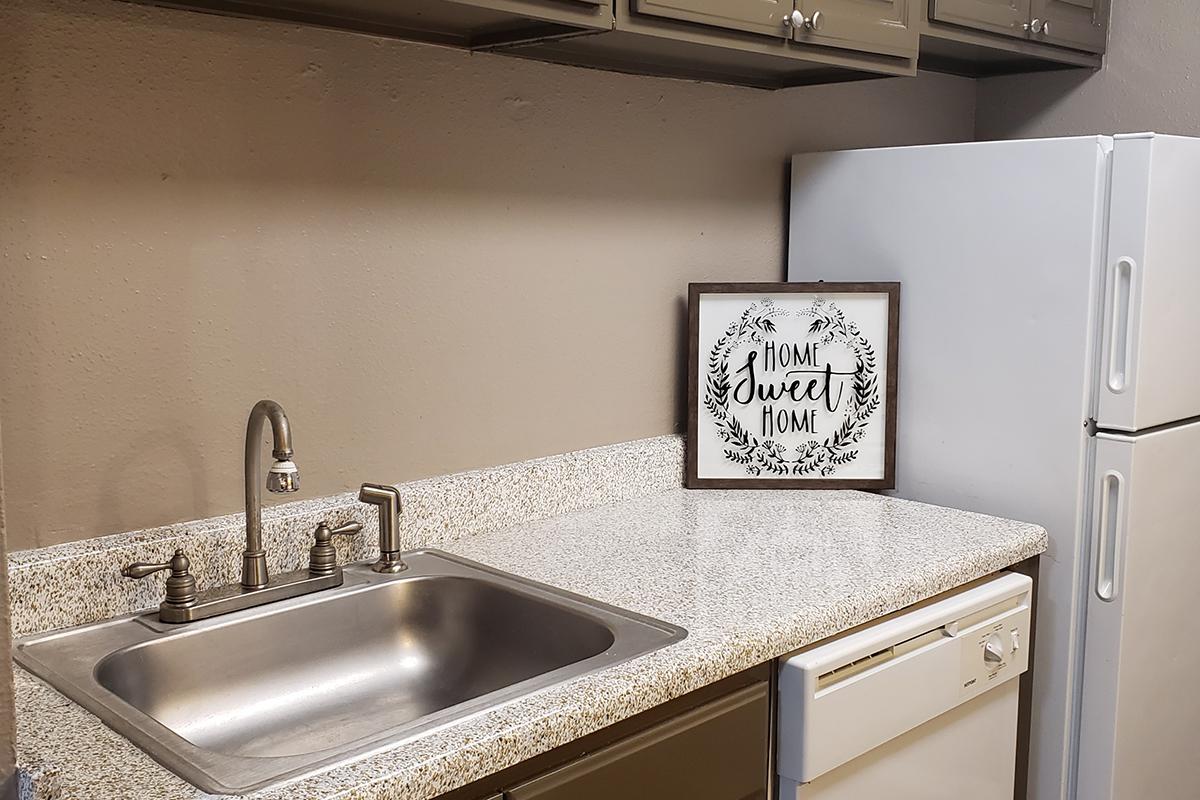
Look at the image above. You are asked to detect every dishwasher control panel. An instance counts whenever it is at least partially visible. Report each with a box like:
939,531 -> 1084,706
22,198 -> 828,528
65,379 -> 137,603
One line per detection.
777,572 -> 1034,786
959,601 -> 1031,700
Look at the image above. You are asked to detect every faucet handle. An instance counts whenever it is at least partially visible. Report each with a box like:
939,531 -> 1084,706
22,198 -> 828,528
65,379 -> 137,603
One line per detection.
122,549 -> 198,610
325,521 -> 364,538
308,520 -> 363,576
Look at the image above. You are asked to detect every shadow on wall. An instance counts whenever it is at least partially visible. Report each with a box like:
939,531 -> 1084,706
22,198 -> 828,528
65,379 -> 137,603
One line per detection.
0,0 -> 977,550
975,70 -> 1093,139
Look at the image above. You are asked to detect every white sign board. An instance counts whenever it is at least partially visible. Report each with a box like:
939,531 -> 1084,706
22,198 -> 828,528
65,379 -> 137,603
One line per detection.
687,283 -> 899,489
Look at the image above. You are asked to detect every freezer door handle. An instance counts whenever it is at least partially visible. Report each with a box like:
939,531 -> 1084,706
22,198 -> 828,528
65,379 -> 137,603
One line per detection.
1096,469 -> 1125,602
1105,257 -> 1137,394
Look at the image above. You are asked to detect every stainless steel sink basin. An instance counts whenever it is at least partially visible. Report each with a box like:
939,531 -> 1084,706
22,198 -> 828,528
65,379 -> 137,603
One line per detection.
14,550 -> 686,794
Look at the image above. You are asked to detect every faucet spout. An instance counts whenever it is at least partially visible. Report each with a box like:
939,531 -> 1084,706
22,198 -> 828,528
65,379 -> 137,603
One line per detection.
243,400 -> 299,589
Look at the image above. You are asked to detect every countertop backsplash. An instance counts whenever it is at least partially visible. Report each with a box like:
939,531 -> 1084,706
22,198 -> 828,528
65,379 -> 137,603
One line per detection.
7,435 -> 684,639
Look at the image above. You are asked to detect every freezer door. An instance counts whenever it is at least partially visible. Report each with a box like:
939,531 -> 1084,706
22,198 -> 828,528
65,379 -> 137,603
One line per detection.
1076,421 -> 1200,800
1097,133 -> 1200,431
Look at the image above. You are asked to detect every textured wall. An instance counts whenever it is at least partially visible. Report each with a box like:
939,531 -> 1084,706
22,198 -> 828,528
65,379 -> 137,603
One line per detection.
0,0 -> 976,550
976,2 -> 1200,138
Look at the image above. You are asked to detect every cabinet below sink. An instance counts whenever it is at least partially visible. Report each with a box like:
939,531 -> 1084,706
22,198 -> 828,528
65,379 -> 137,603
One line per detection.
437,663 -> 772,800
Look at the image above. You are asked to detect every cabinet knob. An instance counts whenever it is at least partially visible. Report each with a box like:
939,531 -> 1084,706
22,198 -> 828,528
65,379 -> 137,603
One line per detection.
1027,17 -> 1045,34
1041,20 -> 1051,36
783,9 -> 823,31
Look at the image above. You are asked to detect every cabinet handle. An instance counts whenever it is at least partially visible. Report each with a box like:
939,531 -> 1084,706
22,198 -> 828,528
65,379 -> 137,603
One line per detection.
1042,20 -> 1051,36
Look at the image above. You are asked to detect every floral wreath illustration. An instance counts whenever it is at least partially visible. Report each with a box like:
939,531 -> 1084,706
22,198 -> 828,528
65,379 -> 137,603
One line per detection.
703,298 -> 880,477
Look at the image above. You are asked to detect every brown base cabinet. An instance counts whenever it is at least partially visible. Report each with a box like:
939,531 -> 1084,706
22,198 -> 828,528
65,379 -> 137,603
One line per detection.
435,665 -> 771,800
508,683 -> 769,800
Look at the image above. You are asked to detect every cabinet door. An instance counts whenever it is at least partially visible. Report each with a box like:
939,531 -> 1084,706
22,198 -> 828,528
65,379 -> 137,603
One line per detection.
928,0 -> 1030,38
792,0 -> 916,57
1030,0 -> 1107,52
506,682 -> 769,800
633,0 -> 789,38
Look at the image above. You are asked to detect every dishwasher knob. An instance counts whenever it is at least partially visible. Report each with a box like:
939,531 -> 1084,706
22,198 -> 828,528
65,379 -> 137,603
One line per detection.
984,633 -> 1006,665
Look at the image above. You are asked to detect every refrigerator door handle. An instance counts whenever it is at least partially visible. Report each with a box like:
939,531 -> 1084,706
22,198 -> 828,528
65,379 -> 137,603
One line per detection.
1096,469 -> 1126,602
1105,257 -> 1138,394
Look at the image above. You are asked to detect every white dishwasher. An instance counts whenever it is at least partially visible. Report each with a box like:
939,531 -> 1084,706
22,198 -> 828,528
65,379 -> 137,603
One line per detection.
777,572 -> 1033,800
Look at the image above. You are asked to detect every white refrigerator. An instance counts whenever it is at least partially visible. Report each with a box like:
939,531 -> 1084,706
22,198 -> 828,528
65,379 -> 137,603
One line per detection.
787,133 -> 1200,800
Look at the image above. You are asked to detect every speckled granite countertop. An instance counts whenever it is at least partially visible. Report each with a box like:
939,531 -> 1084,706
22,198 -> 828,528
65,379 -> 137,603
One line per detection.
14,483 -> 1046,800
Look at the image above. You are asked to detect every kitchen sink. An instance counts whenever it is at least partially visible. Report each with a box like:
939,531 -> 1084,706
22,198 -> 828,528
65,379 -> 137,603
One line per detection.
14,549 -> 686,794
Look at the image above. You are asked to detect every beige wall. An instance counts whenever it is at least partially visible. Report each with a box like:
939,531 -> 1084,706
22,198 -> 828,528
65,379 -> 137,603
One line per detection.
0,0 -> 976,551
976,1 -> 1200,138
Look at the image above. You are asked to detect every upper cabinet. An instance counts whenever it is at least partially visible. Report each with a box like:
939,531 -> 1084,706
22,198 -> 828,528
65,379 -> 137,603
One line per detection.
928,0 -> 1028,38
633,0 -> 789,38
141,0 -> 614,47
921,0 -> 1107,75
627,0 -> 918,56
790,0 -> 916,58
125,0 -> 1109,87
1031,0 -> 1109,52
505,0 -> 921,90
627,0 -> 917,54
927,0 -> 1108,55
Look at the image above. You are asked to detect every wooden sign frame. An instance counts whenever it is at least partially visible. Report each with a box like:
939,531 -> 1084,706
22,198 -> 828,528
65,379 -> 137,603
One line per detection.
686,282 -> 900,490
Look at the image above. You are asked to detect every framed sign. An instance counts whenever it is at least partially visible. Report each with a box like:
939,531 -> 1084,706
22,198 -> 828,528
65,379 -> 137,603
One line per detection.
687,282 -> 899,490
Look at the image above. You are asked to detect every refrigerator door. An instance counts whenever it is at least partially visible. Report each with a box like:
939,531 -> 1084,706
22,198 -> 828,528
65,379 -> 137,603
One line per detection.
1096,133 -> 1200,431
789,136 -> 1110,800
1076,421 -> 1200,800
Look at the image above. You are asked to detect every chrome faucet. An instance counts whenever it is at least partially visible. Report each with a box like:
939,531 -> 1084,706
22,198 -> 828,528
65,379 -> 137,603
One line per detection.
122,400 -> 365,623
242,400 -> 301,589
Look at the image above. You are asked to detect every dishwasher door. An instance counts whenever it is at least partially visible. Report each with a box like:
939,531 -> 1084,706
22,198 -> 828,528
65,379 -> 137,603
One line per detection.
777,572 -> 1033,800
